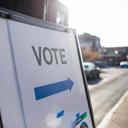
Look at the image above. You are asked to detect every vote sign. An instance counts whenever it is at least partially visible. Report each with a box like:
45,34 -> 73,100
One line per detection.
8,20 -> 94,128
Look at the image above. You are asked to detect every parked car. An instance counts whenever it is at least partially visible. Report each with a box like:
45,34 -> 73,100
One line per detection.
94,61 -> 107,68
120,61 -> 128,68
83,62 -> 101,80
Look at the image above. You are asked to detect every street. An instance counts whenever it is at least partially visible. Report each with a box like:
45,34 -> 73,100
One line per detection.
87,68 -> 128,126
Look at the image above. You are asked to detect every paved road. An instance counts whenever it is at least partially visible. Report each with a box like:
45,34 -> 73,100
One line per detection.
88,68 -> 127,89
89,69 -> 128,126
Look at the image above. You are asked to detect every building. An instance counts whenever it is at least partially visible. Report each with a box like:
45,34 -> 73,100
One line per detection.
79,33 -> 101,61
101,47 -> 128,66
47,0 -> 68,25
0,0 -> 68,26
79,33 -> 101,51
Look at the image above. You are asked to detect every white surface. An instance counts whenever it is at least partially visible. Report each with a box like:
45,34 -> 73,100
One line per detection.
0,18 -> 25,128
1,18 -> 94,128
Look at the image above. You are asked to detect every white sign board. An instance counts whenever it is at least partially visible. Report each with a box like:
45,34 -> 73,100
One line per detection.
7,20 -> 94,128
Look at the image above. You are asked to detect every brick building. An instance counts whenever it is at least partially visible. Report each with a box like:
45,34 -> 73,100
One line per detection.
79,33 -> 101,61
79,33 -> 101,51
101,47 -> 128,66
0,0 -> 68,26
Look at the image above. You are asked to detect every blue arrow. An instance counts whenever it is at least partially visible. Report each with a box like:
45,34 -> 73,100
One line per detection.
34,78 -> 74,100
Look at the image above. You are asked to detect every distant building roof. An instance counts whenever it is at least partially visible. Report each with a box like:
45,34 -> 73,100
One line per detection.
79,33 -> 101,51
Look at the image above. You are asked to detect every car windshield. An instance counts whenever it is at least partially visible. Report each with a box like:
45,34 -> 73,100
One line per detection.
120,61 -> 128,65
84,65 -> 89,68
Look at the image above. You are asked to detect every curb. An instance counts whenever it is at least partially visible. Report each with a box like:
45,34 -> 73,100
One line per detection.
97,90 -> 128,128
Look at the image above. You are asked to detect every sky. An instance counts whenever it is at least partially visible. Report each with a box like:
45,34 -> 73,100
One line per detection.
59,0 -> 128,47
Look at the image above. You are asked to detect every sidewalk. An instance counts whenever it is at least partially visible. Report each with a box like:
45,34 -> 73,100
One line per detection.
98,90 -> 128,128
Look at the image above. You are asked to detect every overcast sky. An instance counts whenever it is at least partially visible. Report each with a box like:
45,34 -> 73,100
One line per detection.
59,0 -> 128,47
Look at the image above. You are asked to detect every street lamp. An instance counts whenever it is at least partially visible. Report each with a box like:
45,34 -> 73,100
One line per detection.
115,50 -> 119,55
115,50 -> 119,66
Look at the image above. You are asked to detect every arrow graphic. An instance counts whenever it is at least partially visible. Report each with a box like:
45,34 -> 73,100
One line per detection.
34,78 -> 74,100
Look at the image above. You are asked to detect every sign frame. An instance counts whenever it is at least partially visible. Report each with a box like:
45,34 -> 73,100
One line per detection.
0,112 -> 3,128
0,7 -> 96,128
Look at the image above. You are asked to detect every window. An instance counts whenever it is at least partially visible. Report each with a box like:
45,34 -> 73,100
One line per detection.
56,11 -> 65,25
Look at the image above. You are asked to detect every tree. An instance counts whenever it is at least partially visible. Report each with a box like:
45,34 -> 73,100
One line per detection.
81,48 -> 101,62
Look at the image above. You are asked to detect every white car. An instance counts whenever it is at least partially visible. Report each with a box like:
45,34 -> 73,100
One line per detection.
120,61 -> 128,68
83,62 -> 100,79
